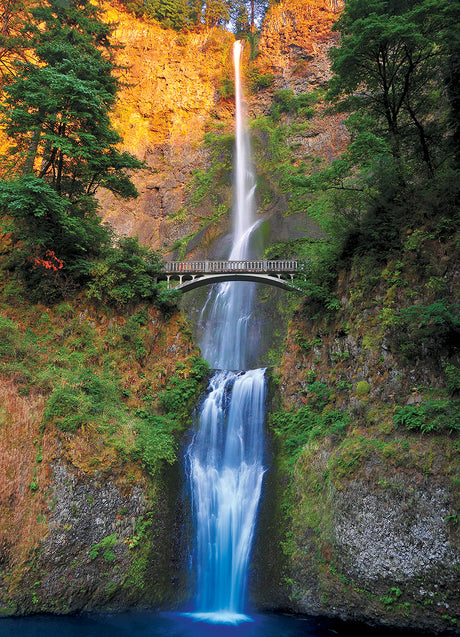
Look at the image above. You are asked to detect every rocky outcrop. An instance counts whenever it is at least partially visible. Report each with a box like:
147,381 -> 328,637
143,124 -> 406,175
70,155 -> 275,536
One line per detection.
255,240 -> 460,634
257,0 -> 343,89
97,2 -> 348,260
0,304 -> 201,615
97,5 -> 235,255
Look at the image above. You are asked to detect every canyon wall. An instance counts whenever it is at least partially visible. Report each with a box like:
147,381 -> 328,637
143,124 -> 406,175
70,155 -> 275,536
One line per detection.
97,1 -> 348,260
0,302 -> 205,615
252,234 -> 459,634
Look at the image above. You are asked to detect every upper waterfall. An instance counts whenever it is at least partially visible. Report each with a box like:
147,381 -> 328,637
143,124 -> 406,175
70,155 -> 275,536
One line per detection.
198,40 -> 259,371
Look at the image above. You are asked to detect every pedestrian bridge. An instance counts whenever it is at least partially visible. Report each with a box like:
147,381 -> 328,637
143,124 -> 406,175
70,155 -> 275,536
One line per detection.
162,260 -> 306,292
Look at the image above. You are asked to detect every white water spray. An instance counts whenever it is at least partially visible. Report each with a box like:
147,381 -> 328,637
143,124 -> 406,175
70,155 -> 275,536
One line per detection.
186,41 -> 266,623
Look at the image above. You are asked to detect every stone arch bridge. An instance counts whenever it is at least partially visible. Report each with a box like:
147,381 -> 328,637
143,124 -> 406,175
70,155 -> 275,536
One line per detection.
162,260 -> 306,292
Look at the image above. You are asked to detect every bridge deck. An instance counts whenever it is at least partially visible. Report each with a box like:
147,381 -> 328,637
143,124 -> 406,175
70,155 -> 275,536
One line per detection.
163,259 -> 304,274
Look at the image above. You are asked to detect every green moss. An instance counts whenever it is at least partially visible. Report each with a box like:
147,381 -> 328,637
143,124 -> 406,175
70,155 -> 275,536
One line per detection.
356,381 -> 370,396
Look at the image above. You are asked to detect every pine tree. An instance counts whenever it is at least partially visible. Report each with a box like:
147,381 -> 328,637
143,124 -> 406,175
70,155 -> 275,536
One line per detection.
1,0 -> 142,195
144,0 -> 188,30
0,0 -> 143,294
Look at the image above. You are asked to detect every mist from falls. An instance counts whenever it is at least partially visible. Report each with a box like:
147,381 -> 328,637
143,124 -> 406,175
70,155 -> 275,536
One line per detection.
185,40 -> 267,624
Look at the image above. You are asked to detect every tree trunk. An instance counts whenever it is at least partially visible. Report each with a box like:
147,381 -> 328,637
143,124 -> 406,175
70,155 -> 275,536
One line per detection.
22,114 -> 44,175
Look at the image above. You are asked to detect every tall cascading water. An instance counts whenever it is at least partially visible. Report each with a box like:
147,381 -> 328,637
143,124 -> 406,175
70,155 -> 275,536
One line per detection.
198,39 -> 259,372
185,40 -> 266,623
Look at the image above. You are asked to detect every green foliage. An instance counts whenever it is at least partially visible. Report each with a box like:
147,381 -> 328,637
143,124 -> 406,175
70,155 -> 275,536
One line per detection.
144,0 -> 188,29
132,412 -> 177,472
0,174 -> 112,301
271,406 -> 349,461
218,77 -> 235,100
132,356 -> 208,472
1,0 -> 143,194
44,367 -> 120,433
0,296 -> 204,485
306,382 -> 332,412
387,300 -> 460,360
246,68 -> 274,92
0,0 -> 143,301
126,513 -> 153,549
328,0 -> 453,177
89,534 -> 118,562
293,330 -> 321,353
380,587 -> 403,607
86,236 -> 178,312
277,0 -> 459,276
270,89 -> 320,120
445,364 -> 460,395
181,131 -> 233,248
395,301 -> 460,340
159,356 -> 209,415
0,316 -> 21,360
394,399 -> 460,435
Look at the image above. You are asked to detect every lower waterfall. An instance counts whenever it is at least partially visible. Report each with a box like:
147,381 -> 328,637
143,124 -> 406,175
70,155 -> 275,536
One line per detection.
186,369 -> 266,622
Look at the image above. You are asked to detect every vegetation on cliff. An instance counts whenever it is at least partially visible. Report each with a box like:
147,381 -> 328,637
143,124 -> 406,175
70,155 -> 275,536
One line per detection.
0,0 -> 458,629
259,0 -> 459,632
0,0 -> 206,614
0,0 -> 181,309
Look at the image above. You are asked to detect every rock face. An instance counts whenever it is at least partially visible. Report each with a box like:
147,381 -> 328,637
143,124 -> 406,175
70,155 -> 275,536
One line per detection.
97,5 -> 235,255
257,0 -> 342,87
0,305 -> 201,615
334,482 -> 454,582
97,1 -> 348,261
253,240 -> 460,634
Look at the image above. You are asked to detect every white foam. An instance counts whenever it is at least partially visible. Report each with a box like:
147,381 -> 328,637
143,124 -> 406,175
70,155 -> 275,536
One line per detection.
181,611 -> 254,625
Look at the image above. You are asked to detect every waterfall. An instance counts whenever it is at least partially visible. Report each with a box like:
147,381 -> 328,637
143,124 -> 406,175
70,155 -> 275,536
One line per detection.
198,39 -> 258,372
185,40 -> 266,624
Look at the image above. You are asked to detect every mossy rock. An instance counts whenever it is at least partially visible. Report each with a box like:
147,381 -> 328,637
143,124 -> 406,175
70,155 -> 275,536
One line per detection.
356,381 -> 371,396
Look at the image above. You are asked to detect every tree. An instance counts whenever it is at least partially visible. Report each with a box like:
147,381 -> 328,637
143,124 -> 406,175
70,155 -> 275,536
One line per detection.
144,0 -> 188,30
1,0 -> 142,195
282,0 -> 458,273
203,0 -> 231,27
327,0 -> 453,178
0,0 -> 143,297
0,0 -> 32,82
229,0 -> 268,35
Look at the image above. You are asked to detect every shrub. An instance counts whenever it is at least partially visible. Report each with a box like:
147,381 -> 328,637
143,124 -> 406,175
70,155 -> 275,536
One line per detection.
86,236 -> 169,310
388,300 -> 460,360
44,387 -> 89,433
132,412 -> 177,473
43,368 -> 121,433
271,406 -> 349,461
394,399 -> 460,434
247,68 -> 274,92
218,77 -> 234,99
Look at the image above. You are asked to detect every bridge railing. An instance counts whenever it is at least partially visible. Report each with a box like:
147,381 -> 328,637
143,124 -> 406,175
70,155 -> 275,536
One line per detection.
163,260 -> 306,274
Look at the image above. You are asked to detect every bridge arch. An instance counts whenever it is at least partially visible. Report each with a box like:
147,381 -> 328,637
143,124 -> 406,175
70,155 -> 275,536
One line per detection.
171,273 -> 299,292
